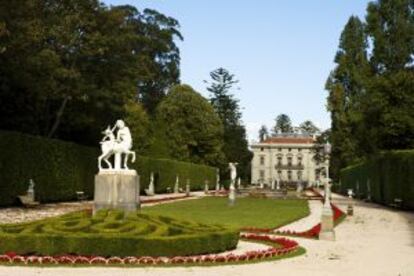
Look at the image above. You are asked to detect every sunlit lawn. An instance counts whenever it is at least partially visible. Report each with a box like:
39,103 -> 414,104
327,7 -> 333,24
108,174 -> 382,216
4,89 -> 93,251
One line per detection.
141,197 -> 309,229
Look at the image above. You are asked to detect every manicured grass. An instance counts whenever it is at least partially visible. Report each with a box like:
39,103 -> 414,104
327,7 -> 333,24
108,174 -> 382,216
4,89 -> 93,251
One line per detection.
141,197 -> 309,229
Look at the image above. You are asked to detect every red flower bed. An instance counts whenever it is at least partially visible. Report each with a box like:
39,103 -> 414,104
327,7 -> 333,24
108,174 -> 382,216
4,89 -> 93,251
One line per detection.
141,195 -> 192,205
242,201 -> 346,239
0,234 -> 299,266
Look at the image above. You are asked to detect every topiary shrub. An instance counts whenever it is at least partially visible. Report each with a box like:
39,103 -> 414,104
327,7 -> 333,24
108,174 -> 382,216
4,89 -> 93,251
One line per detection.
0,210 -> 239,257
0,130 -> 217,206
338,150 -> 414,210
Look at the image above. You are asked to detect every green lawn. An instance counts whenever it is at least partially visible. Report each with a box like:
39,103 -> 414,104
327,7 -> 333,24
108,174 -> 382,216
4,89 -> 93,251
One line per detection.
141,197 -> 309,229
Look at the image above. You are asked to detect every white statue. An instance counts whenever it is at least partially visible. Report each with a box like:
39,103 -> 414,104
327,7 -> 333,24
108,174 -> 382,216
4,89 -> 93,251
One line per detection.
216,169 -> 220,191
229,162 -> 238,185
228,162 -> 238,205
174,175 -> 179,193
145,172 -> 155,196
98,119 -> 136,171
27,179 -> 35,201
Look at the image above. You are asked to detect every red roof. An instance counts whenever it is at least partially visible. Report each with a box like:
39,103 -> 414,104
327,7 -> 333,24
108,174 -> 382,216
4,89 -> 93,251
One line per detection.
262,137 -> 314,144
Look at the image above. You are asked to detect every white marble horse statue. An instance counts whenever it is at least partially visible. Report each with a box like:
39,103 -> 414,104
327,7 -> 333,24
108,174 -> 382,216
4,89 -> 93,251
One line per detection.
98,120 -> 136,171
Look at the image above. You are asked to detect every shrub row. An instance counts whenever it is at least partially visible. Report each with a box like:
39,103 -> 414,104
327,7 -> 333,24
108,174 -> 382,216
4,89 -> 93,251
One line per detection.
0,210 -> 239,257
337,150 -> 414,210
0,130 -> 217,206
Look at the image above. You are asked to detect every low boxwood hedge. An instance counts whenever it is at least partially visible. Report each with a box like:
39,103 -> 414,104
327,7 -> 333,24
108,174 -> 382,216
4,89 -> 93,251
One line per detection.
337,150 -> 414,210
0,210 -> 239,257
0,130 -> 217,206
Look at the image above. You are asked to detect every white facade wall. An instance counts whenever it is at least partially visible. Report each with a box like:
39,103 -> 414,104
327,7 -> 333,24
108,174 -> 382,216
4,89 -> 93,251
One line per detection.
251,141 -> 321,185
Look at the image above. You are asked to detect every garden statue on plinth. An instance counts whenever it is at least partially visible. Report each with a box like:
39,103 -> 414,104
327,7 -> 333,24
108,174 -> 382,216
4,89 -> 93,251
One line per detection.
319,141 -> 335,241
27,179 -> 35,202
204,180 -> 209,193
145,172 -> 155,196
319,180 -> 335,241
228,162 -> 238,206
94,119 -> 140,214
174,175 -> 180,193
347,189 -> 354,216
215,169 -> 220,192
186,179 -> 191,197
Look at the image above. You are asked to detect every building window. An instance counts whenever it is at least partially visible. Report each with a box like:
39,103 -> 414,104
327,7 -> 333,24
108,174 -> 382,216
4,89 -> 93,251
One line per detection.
287,170 -> 292,180
297,170 -> 302,180
260,170 -> 265,179
287,157 -> 292,166
260,147 -> 264,151
260,156 -> 265,165
288,148 -> 292,152
277,170 -> 282,180
297,157 -> 302,166
277,156 -> 282,166
298,148 -> 302,152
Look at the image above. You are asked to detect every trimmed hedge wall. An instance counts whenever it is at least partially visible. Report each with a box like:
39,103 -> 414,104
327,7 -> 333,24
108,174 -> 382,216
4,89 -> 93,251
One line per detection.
0,210 -> 239,257
337,150 -> 414,210
0,130 -> 217,206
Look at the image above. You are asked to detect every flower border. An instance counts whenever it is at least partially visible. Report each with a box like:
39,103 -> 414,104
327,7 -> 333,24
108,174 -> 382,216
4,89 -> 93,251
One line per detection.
241,189 -> 347,239
0,235 -> 299,267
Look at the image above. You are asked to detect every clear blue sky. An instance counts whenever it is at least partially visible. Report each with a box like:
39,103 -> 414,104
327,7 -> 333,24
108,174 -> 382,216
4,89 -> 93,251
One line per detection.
104,0 -> 370,141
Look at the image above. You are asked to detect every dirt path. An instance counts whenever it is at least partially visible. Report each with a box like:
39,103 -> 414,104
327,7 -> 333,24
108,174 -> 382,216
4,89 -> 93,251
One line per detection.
0,194 -> 413,276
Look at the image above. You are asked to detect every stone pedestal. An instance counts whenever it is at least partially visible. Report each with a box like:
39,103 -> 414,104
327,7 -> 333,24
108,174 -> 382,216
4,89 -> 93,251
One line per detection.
319,207 -> 335,241
94,170 -> 140,213
228,184 -> 236,206
347,204 -> 354,216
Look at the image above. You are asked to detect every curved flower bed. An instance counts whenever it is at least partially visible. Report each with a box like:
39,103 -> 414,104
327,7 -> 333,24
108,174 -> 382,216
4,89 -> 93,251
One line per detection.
242,202 -> 346,239
0,234 -> 299,266
141,195 -> 192,205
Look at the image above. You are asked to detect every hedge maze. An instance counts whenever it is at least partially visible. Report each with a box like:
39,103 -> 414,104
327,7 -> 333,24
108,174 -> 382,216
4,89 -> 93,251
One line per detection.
0,210 -> 240,257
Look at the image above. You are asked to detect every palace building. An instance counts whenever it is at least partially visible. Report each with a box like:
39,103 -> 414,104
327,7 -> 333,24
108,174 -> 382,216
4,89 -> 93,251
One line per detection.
251,133 -> 325,187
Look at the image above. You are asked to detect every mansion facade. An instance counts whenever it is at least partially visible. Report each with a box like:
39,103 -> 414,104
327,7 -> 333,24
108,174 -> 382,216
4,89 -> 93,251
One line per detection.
251,134 -> 325,187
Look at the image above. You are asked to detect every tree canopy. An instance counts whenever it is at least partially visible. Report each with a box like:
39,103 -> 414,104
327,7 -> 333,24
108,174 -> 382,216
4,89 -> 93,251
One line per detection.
326,0 -> 414,180
258,125 -> 269,142
0,0 -> 182,146
299,120 -> 320,135
155,84 -> 225,167
272,114 -> 293,134
206,68 -> 252,180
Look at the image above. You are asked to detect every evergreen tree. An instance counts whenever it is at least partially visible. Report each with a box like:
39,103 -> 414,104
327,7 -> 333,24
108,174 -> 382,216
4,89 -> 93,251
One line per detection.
0,1 -> 182,145
326,16 -> 371,179
258,125 -> 269,142
272,114 -> 293,134
299,120 -> 320,135
155,84 -> 225,166
206,68 -> 252,180
365,0 -> 414,150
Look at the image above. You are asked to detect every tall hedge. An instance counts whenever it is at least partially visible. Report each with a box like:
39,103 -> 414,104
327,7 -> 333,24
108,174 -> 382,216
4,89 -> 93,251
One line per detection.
0,131 -> 217,206
338,150 -> 414,210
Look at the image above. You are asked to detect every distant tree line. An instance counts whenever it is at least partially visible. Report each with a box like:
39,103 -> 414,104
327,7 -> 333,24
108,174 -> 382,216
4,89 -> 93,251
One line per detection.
258,114 -> 321,142
0,1 -> 251,180
326,0 -> 414,180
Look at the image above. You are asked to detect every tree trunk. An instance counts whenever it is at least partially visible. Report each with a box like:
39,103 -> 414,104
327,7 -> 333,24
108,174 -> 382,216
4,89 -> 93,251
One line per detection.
47,96 -> 70,138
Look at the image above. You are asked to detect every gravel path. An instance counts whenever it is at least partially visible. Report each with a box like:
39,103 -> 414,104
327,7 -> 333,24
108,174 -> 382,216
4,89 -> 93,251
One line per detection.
276,200 -> 322,232
0,192 -> 205,225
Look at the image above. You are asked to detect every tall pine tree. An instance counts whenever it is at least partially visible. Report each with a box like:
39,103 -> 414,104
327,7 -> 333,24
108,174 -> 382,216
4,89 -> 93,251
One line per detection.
365,0 -> 414,150
326,16 -> 371,179
206,68 -> 252,181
